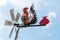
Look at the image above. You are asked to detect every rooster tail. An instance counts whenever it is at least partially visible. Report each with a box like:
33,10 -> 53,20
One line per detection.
29,4 -> 37,24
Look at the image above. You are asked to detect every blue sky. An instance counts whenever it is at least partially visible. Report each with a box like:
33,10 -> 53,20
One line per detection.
0,0 -> 60,40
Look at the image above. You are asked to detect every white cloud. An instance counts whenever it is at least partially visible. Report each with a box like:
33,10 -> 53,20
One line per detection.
0,37 -> 3,40
0,0 -> 8,7
0,13 -> 3,30
48,11 -> 56,18
0,0 -> 46,9
44,11 -> 56,28
8,0 -> 39,9
0,12 -> 3,21
0,26 -> 2,30
39,0 -> 45,2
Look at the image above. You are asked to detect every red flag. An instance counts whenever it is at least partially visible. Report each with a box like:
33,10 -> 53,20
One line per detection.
39,16 -> 49,26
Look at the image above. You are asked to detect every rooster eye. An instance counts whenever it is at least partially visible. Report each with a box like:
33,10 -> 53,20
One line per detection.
21,16 -> 26,21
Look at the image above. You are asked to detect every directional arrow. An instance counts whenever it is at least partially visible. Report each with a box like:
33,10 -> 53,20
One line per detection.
14,23 -> 46,28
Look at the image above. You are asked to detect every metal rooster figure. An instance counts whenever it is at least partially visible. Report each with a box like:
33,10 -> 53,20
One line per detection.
21,4 -> 37,26
5,3 -> 50,40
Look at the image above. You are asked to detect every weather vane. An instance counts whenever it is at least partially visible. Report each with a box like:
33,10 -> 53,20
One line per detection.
5,3 -> 50,40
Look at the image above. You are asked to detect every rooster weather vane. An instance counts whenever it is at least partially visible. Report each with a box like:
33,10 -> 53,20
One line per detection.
5,4 -> 50,40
